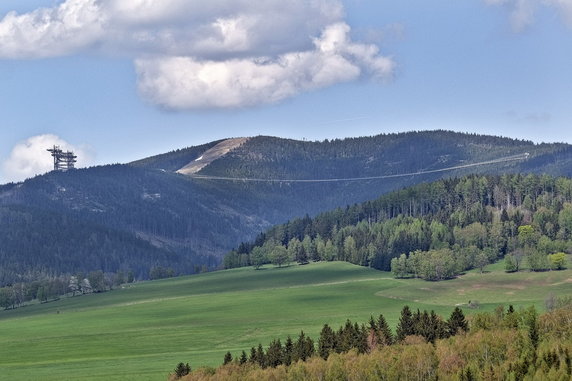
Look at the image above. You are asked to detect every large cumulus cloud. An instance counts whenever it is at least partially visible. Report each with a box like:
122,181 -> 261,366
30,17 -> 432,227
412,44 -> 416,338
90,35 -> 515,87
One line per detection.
0,0 -> 394,109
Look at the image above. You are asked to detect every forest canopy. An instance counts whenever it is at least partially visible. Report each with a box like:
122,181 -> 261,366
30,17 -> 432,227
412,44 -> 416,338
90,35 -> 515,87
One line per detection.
225,174 -> 572,279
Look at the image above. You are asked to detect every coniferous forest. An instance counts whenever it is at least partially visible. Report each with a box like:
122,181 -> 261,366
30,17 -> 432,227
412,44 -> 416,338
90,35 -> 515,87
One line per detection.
225,174 -> 572,278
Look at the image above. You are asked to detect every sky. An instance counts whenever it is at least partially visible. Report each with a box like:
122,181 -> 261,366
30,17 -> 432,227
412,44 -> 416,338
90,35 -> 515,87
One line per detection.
0,0 -> 571,183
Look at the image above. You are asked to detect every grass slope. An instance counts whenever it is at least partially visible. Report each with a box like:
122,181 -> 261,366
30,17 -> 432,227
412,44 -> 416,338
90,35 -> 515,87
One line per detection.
1,262 -> 570,381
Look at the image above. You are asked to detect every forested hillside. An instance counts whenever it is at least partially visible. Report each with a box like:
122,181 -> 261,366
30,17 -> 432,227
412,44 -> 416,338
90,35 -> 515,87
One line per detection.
2,130 -> 572,286
226,174 -> 572,279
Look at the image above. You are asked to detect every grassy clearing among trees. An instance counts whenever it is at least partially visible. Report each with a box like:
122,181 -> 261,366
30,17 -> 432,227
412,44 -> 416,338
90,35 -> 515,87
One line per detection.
0,262 -> 570,381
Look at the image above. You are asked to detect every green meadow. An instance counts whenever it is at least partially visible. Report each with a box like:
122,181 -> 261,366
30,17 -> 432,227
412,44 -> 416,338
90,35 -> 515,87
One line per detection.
1,262 -> 570,381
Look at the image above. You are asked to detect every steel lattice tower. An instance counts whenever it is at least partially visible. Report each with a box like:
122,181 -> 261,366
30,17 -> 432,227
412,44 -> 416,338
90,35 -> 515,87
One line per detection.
47,145 -> 77,171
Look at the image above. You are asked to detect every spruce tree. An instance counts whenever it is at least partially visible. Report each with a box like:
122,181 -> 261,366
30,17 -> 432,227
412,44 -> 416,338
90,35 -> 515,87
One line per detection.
396,305 -> 415,341
284,336 -> 293,365
223,351 -> 233,365
294,331 -> 314,361
296,245 -> 309,265
239,350 -> 247,365
377,314 -> 393,345
256,343 -> 266,368
248,346 -> 257,363
338,320 -> 354,352
174,362 -> 191,378
266,339 -> 283,368
418,310 -> 431,342
368,316 -> 378,332
529,313 -> 539,350
447,306 -> 468,336
357,324 -> 369,354
318,324 -> 335,359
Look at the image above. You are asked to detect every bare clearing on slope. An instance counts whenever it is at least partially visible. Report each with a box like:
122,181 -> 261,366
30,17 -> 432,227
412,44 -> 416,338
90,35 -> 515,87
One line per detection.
177,138 -> 249,175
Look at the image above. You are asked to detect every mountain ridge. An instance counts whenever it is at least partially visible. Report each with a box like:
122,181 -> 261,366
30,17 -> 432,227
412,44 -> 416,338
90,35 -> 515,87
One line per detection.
2,130 -> 572,285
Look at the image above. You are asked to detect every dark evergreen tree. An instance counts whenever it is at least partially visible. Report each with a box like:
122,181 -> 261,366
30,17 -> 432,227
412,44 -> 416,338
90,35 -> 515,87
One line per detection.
248,346 -> 257,364
223,351 -> 233,365
266,339 -> 284,368
174,362 -> 191,378
318,324 -> 336,360
529,313 -> 539,350
256,343 -> 266,368
377,314 -> 393,345
447,307 -> 468,336
293,331 -> 314,362
356,324 -> 369,354
337,320 -> 355,352
284,336 -> 293,366
429,310 -> 447,342
239,350 -> 247,365
296,245 -> 309,265
396,305 -> 415,341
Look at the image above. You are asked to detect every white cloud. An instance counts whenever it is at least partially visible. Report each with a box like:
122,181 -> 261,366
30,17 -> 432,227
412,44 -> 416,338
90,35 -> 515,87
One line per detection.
1,134 -> 95,183
0,0 -> 105,59
485,0 -> 572,31
135,23 -> 394,109
0,0 -> 344,59
545,0 -> 572,25
0,0 -> 394,109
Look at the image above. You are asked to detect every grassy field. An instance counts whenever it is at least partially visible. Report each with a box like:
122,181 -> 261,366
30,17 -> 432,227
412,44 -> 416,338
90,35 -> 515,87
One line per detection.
0,262 -> 571,381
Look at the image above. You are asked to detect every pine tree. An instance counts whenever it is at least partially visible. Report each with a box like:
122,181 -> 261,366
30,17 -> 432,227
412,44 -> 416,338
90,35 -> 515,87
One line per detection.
266,339 -> 283,368
248,346 -> 257,363
294,331 -> 314,361
447,307 -> 468,336
239,350 -> 247,365
318,324 -> 335,359
174,362 -> 191,378
338,320 -> 354,352
396,305 -> 415,341
296,245 -> 309,265
256,343 -> 266,368
223,351 -> 233,365
529,313 -> 539,350
284,336 -> 293,365
377,314 -> 394,345
357,324 -> 369,354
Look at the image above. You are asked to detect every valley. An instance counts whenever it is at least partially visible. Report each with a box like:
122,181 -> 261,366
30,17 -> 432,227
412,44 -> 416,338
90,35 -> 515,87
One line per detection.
1,261 -> 569,381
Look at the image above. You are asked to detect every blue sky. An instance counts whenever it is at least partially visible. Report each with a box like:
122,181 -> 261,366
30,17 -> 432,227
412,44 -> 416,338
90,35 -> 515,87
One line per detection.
0,0 -> 570,183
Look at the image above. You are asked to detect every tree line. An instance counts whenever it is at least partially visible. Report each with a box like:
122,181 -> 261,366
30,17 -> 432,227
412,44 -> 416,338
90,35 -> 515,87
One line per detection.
224,174 -> 572,279
0,270 -> 136,310
172,302 -> 572,380
214,306 -> 468,373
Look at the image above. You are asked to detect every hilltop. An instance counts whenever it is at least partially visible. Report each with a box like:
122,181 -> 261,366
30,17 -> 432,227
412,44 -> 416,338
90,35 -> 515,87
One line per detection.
2,130 -> 572,284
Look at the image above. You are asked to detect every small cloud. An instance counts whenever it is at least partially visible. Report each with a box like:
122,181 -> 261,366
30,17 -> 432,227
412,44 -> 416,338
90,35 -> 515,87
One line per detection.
485,0 -> 572,31
1,134 -> 95,183
524,112 -> 551,123
505,110 -> 552,124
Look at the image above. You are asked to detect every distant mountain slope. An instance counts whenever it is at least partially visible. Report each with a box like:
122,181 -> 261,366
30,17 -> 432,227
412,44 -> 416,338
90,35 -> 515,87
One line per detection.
198,132 -> 571,181
1,130 -> 572,285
